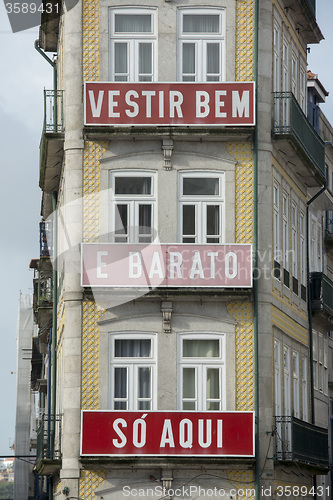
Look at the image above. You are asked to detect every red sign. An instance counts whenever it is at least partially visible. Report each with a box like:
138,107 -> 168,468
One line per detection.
81,411 -> 254,457
81,243 -> 252,288
84,82 -> 255,126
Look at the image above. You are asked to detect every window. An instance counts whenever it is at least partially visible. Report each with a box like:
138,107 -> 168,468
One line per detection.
178,8 -> 225,82
274,339 -> 282,415
300,210 -> 306,301
300,66 -> 306,112
283,345 -> 291,415
291,51 -> 298,99
179,334 -> 225,410
313,330 -> 318,390
273,181 -> 280,280
109,8 -> 157,82
301,355 -> 308,422
110,334 -> 156,410
179,172 -> 224,243
282,191 -> 290,287
273,22 -> 281,93
291,201 -> 298,295
110,172 -> 156,243
310,214 -> 322,272
292,351 -> 300,418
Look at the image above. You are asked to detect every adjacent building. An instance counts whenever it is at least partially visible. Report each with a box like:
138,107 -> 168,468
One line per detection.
24,0 -> 333,498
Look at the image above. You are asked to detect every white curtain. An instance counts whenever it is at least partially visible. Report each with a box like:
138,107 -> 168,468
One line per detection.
115,14 -> 151,33
183,14 -> 219,33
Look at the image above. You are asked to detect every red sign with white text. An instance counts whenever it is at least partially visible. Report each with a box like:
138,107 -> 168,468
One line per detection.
81,243 -> 253,288
81,411 -> 254,457
84,82 -> 255,126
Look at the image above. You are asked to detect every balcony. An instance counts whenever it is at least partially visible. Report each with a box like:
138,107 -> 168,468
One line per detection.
35,413 -> 62,475
30,258 -> 53,333
39,89 -> 64,193
39,0 -> 61,52
282,0 -> 322,44
272,92 -> 325,187
275,416 -> 329,469
310,272 -> 333,324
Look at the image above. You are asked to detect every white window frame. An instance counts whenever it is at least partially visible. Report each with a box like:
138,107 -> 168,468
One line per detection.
301,355 -> 308,422
178,171 -> 224,243
291,50 -> 298,99
313,330 -> 318,391
300,210 -> 306,288
110,171 -> 157,243
273,181 -> 280,262
273,21 -> 281,93
291,200 -> 298,292
109,333 -> 157,410
274,339 -> 282,416
300,65 -> 306,113
283,345 -> 291,415
178,333 -> 226,411
282,191 -> 290,286
109,7 -> 157,82
292,350 -> 300,418
177,8 -> 225,82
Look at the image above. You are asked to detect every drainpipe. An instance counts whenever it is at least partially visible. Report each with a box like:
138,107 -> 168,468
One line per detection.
35,41 -> 58,500
306,182 -> 327,425
253,0 -> 259,499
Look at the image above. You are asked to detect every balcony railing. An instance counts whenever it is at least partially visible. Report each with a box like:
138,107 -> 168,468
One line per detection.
275,416 -> 329,467
325,210 -> 333,241
310,272 -> 333,317
43,89 -> 64,134
40,220 -> 53,258
272,92 -> 325,180
36,413 -> 62,464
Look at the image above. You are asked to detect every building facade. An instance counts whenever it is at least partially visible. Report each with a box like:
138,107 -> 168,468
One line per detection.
27,0 -> 333,499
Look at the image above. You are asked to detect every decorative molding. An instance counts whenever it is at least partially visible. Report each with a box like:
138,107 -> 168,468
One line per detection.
161,301 -> 173,333
162,139 -> 174,170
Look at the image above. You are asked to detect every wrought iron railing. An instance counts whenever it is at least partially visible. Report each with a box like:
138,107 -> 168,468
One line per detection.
40,220 -> 53,258
275,416 -> 328,467
36,413 -> 62,463
325,210 -> 333,239
272,92 -> 325,178
43,89 -> 64,134
310,272 -> 333,317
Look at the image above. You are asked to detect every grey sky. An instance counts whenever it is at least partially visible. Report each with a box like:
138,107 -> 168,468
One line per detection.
0,0 -> 332,457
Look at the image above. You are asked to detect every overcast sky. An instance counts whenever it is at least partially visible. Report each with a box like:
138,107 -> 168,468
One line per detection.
0,1 -> 332,457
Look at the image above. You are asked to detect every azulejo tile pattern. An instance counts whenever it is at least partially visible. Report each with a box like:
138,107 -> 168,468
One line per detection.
236,0 -> 255,81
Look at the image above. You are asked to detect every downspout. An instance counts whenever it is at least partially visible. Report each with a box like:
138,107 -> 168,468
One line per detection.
306,182 -> 327,425
253,0 -> 259,498
34,41 -> 58,500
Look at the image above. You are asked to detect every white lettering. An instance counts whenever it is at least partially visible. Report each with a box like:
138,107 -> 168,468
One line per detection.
160,419 -> 175,448
169,252 -> 183,279
179,419 -> 193,448
129,252 -> 142,279
159,91 -> 164,118
207,251 -> 218,279
88,90 -> 104,118
125,90 -> 139,118
198,419 -> 212,448
215,90 -> 227,118
112,418 -> 127,448
142,90 -> 156,118
133,416 -> 147,448
190,251 -> 204,279
196,91 -> 210,118
225,251 -> 237,279
232,90 -> 250,118
217,419 -> 223,448
149,252 -> 164,279
96,250 -> 108,279
108,90 -> 120,117
169,91 -> 183,118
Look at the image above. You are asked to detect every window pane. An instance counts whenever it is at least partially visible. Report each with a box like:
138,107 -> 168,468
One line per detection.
138,367 -> 151,398
115,14 -> 151,33
114,401 -> 127,410
139,401 -> 151,410
115,204 -> 128,240
207,43 -> 219,75
183,205 -> 195,240
183,401 -> 196,410
183,339 -> 219,357
207,368 -> 219,399
207,205 -> 219,236
115,176 -> 152,195
115,339 -> 151,357
183,177 -> 219,196
115,43 -> 127,75
183,368 -> 196,398
207,401 -> 220,410
114,367 -> 127,397
139,43 -> 152,78
139,204 -> 152,242
183,14 -> 220,33
183,43 -> 195,76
